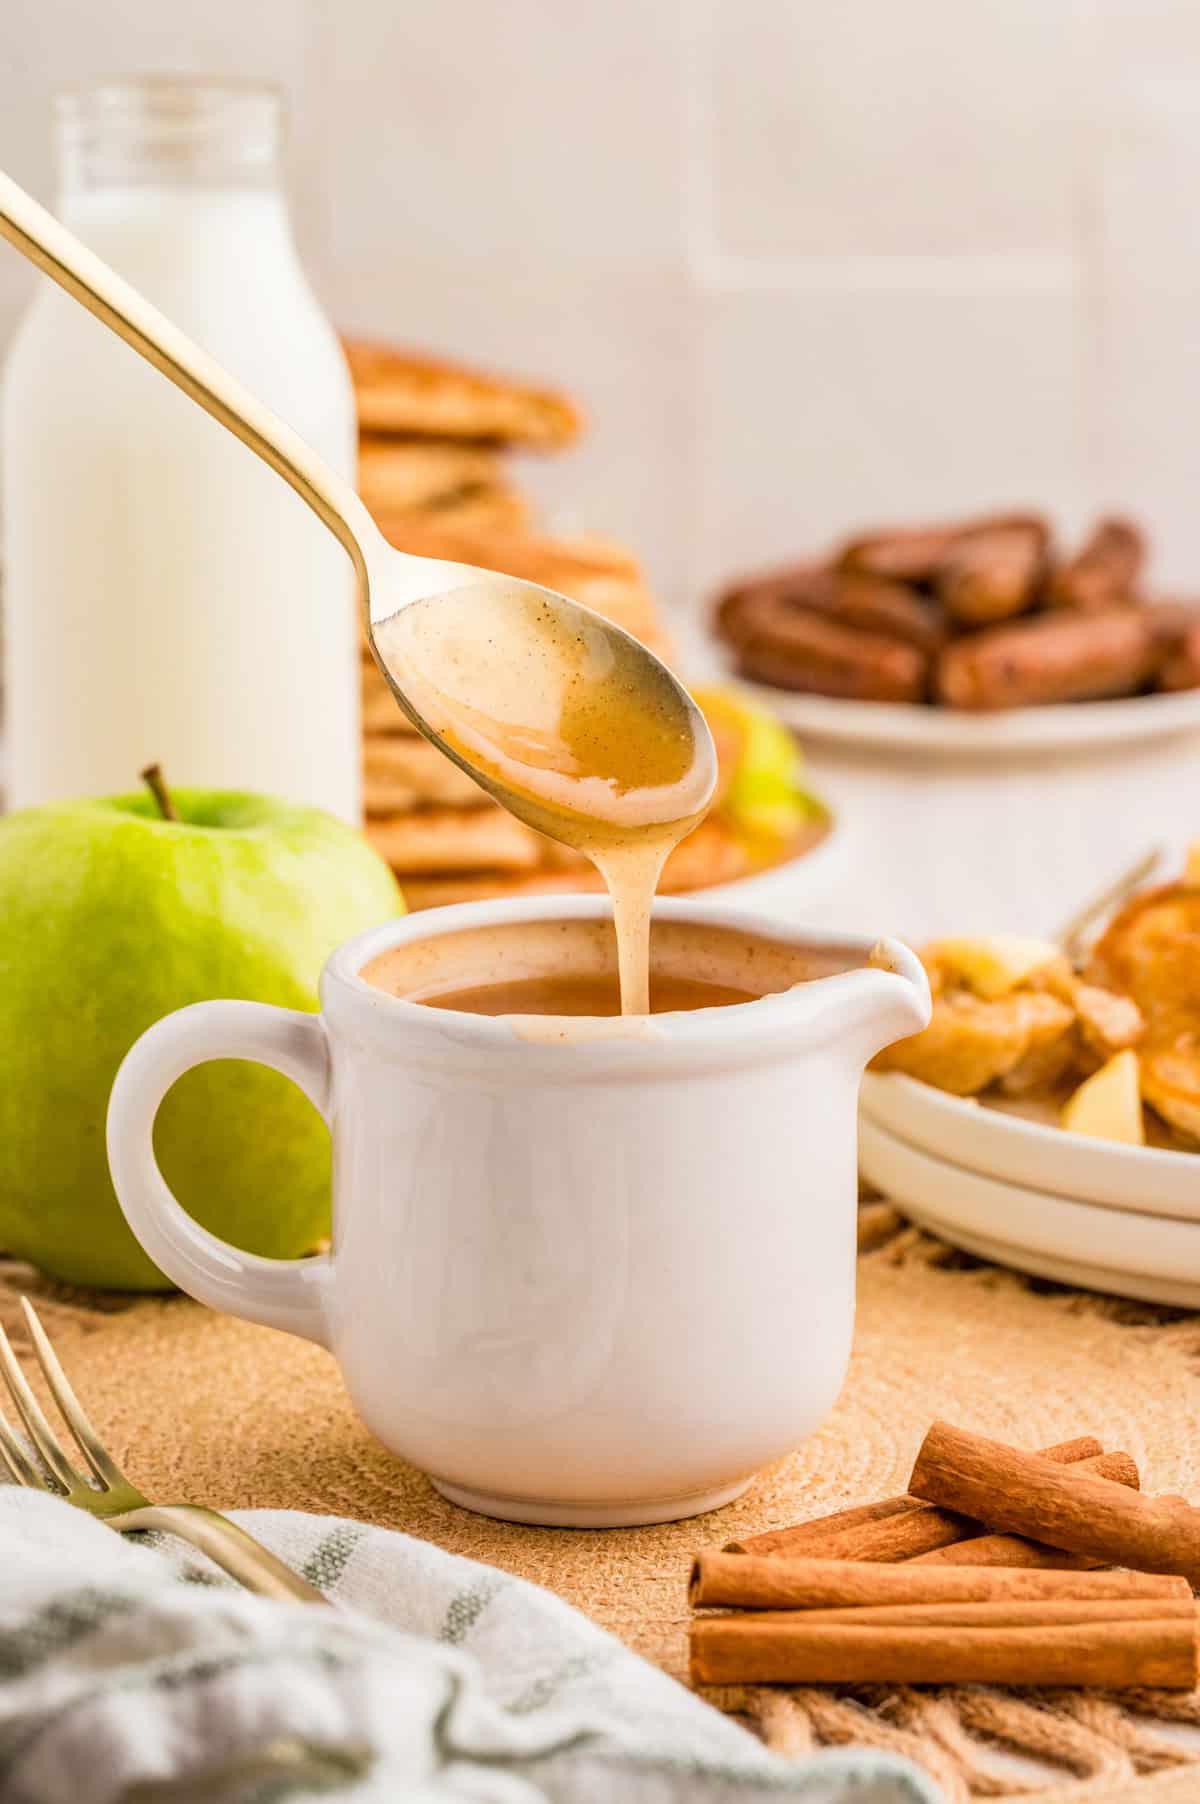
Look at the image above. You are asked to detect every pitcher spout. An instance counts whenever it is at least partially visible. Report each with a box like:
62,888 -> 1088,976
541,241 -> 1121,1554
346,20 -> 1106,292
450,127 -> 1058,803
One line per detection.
835,937 -> 932,1069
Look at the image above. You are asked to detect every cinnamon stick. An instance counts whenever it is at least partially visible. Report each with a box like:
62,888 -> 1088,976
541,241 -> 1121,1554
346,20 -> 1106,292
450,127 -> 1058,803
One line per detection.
711,1599 -> 1194,1628
725,1495 -> 918,1559
910,1421 -> 1200,1585
689,1551 -> 1189,1612
726,1439 -> 1127,1562
689,1609 -> 1197,1689
907,1531 -> 1102,1571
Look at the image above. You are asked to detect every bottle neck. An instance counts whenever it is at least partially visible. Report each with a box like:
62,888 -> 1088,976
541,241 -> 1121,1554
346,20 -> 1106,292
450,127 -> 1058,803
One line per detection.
55,77 -> 284,196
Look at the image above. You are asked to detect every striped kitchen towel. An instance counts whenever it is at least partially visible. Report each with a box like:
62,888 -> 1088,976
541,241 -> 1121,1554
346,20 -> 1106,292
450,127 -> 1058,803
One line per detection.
0,1487 -> 939,1804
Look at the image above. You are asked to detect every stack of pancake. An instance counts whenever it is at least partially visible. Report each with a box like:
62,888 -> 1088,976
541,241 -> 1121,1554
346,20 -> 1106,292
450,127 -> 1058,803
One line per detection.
345,339 -> 820,906
346,340 -> 581,538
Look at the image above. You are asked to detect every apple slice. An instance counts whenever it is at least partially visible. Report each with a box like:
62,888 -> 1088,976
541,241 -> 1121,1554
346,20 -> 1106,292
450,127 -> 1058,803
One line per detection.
926,934 -> 1061,1000
1060,1049 -> 1146,1146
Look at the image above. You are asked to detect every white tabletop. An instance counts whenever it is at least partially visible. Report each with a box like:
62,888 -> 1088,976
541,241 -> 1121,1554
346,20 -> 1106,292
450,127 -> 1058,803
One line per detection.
749,727 -> 1200,945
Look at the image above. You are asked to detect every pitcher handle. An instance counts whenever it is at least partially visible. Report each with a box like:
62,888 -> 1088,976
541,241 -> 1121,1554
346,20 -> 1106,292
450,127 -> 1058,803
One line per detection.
106,1001 -> 333,1346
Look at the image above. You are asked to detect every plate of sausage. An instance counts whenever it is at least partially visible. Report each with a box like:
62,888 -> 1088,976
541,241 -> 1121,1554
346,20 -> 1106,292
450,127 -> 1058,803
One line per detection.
714,513 -> 1200,756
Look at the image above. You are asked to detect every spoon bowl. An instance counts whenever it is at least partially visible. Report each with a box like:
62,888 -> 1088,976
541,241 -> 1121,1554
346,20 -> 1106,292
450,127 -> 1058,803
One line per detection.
370,573 -> 717,846
0,169 -> 716,850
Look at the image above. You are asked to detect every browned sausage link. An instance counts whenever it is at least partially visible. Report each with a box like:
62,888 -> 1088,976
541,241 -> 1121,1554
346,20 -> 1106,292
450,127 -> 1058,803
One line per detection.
731,604 -> 929,703
837,523 -> 961,585
714,565 -> 836,646
1050,517 -> 1145,613
1159,622 -> 1200,693
936,516 -> 1049,627
828,574 -> 948,655
717,567 -> 945,655
937,608 -> 1163,710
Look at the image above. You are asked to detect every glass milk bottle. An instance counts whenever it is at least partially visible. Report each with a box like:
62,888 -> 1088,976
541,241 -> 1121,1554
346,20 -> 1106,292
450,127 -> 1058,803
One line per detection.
2,78 -> 360,820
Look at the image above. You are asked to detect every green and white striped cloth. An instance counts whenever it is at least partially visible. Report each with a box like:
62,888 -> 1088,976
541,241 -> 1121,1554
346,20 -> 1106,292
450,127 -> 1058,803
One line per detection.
0,1488 -> 940,1803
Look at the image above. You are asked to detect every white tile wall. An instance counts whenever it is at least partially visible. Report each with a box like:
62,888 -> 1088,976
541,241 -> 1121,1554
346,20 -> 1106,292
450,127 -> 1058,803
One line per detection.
5,0 -> 1200,613
701,0 -> 1083,263
1097,0 -> 1200,71
696,279 -> 1089,591
308,0 -> 688,271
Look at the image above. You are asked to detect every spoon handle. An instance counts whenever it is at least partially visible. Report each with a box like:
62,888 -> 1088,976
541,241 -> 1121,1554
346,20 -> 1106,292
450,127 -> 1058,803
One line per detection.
0,167 -> 378,595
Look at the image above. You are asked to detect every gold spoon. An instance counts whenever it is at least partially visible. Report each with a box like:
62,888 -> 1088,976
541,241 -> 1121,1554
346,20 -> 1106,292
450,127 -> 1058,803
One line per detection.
0,170 -> 716,846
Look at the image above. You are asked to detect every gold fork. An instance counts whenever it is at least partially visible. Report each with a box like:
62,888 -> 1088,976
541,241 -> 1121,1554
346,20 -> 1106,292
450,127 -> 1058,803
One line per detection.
0,1297 -> 326,1605
1055,846 -> 1163,969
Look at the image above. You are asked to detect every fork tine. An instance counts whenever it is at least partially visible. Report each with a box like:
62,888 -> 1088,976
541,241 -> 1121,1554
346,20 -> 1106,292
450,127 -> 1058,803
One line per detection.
0,1315 -> 78,1491
0,1402 -> 42,1486
20,1299 -> 122,1490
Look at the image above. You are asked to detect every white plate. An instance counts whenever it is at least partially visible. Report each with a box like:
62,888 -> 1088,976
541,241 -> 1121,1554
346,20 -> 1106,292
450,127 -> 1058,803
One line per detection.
859,1115 -> 1200,1307
860,1071 -> 1200,1221
720,658 -> 1200,759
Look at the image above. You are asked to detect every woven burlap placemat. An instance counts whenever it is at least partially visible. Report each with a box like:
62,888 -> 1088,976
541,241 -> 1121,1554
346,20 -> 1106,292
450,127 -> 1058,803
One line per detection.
5,1206 -> 1200,1803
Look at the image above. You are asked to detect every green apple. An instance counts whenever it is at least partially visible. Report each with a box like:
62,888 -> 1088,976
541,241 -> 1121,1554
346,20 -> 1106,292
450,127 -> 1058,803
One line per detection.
0,784 -> 402,1289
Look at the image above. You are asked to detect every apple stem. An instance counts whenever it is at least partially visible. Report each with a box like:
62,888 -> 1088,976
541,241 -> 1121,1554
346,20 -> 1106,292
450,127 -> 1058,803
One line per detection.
140,763 -> 178,822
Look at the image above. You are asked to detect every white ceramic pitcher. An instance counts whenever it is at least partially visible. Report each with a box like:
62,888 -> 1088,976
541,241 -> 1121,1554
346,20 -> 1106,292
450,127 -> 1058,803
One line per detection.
107,897 -> 929,1527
